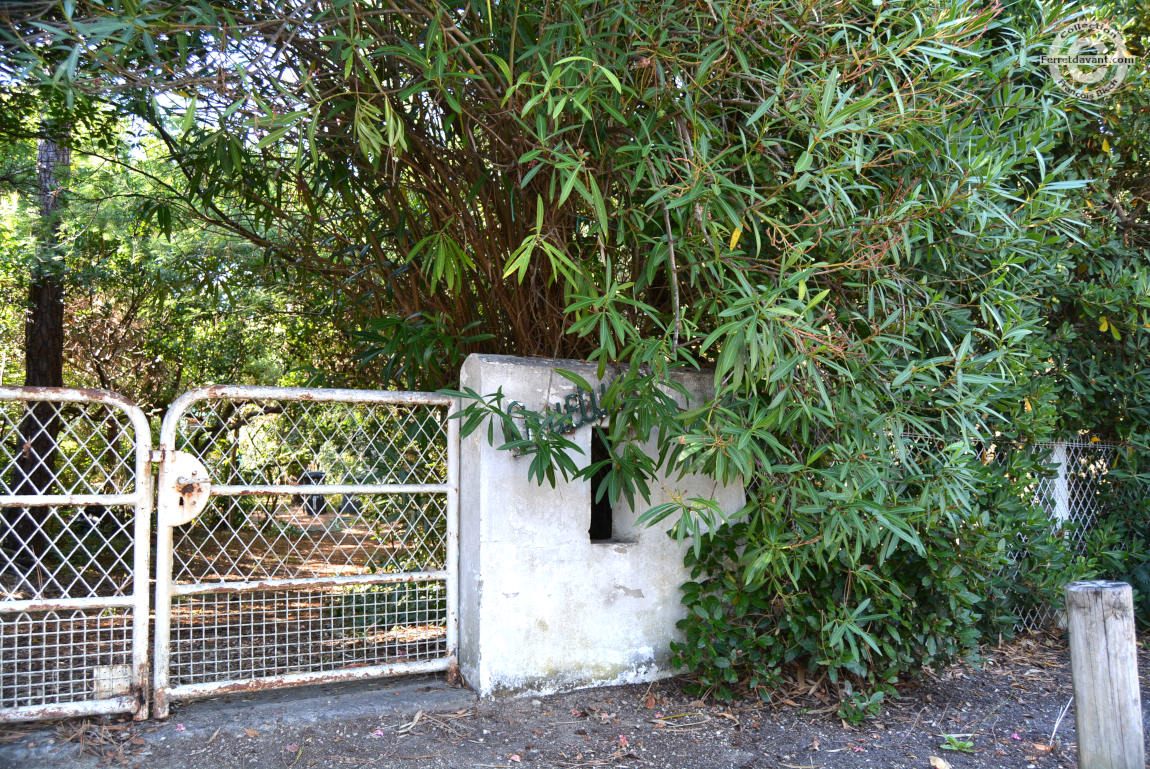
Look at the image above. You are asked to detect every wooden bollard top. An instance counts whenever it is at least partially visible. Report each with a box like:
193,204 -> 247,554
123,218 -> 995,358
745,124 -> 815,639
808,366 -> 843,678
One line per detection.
1066,580 -> 1134,610
1067,580 -> 1133,593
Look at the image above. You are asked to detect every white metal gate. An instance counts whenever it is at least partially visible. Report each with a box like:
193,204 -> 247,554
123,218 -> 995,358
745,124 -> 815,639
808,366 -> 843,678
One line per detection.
0,388 -> 152,721
152,386 -> 457,718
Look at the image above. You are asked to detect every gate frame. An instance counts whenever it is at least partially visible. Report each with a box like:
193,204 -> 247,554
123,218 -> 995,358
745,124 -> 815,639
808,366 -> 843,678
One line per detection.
0,387 -> 152,722
152,385 -> 458,718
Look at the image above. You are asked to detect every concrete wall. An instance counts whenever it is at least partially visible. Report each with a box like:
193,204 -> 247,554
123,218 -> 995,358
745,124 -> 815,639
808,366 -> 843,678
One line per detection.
457,354 -> 744,696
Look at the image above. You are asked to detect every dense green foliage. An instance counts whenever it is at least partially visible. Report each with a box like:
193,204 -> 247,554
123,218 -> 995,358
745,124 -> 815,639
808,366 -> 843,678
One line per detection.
0,116 -> 371,406
3,0 -> 1148,717
1044,15 -> 1150,618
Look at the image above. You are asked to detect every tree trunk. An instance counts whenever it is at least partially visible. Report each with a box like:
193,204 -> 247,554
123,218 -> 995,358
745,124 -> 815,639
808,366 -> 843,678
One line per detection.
5,129 -> 70,568
28,132 -> 69,390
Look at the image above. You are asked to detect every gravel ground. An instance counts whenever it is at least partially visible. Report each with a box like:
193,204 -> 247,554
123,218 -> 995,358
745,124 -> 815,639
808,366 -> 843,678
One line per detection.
2,631 -> 1147,769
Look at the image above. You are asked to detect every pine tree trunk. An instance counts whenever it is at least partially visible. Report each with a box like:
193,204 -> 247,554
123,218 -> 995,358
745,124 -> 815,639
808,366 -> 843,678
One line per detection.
5,130 -> 70,568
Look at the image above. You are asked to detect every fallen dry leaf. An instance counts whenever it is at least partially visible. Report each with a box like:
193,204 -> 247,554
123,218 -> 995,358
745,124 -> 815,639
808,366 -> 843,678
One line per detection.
244,728 -> 259,738
929,756 -> 952,769
1033,742 -> 1054,753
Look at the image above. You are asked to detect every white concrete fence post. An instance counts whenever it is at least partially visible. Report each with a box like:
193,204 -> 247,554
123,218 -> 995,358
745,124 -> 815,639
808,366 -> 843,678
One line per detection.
1065,580 -> 1144,769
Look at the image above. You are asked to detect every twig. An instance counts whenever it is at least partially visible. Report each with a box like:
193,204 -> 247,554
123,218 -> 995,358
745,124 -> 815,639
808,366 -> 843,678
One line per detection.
646,712 -> 711,732
281,741 -> 305,768
420,713 -> 471,737
645,158 -> 681,349
653,711 -> 706,720
395,709 -> 423,735
901,706 -> 926,742
1049,696 -> 1073,744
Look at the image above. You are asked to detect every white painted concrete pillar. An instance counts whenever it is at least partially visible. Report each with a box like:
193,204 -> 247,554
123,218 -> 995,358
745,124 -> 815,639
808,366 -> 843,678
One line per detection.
457,354 -> 744,696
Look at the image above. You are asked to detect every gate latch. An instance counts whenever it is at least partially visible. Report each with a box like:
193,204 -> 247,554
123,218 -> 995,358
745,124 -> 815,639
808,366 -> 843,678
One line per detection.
157,451 -> 212,527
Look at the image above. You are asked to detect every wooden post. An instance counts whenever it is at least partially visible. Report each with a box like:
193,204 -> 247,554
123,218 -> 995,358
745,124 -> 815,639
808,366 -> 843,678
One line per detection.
1065,581 -> 1144,769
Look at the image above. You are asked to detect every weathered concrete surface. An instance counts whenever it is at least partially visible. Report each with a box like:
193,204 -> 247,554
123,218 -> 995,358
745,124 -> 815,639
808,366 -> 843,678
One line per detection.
0,675 -> 474,769
458,354 -> 744,697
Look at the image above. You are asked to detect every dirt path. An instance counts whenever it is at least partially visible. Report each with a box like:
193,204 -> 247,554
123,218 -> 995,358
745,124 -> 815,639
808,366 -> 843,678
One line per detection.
3,632 -> 1147,769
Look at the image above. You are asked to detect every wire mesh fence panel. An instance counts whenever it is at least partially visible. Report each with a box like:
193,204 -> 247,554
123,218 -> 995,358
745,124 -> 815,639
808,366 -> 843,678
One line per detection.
1031,440 -> 1122,550
1015,439 -> 1125,631
0,505 -> 136,602
167,583 -> 447,687
153,386 -> 458,717
0,608 -> 134,709
0,388 -> 151,722
0,396 -> 139,500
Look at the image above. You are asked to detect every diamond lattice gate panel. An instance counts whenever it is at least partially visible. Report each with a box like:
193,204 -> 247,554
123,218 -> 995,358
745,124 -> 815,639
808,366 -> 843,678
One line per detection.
0,388 -> 152,722
152,386 -> 457,718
